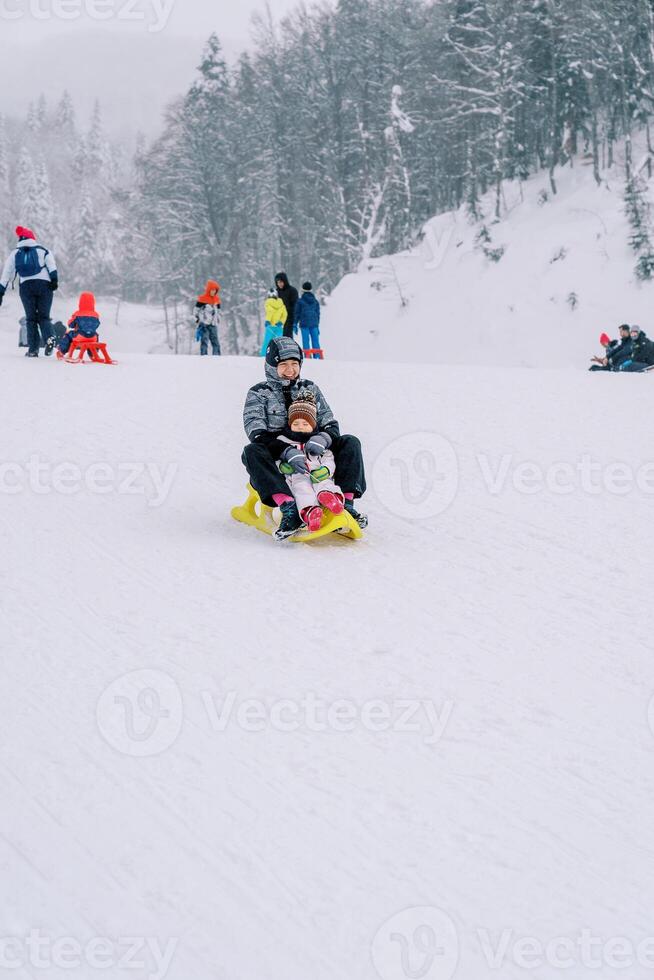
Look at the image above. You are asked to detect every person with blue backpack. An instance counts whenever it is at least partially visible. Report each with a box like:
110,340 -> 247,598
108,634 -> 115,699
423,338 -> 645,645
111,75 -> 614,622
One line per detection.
294,282 -> 322,358
0,226 -> 59,358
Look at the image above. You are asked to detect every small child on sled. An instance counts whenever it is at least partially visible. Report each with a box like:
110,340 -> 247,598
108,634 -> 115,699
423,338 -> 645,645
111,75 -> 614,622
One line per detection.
58,292 -> 101,356
273,391 -> 345,534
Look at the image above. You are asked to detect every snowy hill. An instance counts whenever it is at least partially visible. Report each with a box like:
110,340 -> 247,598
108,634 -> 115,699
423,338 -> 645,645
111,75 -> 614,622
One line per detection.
324,138 -> 654,368
2,326 -> 654,977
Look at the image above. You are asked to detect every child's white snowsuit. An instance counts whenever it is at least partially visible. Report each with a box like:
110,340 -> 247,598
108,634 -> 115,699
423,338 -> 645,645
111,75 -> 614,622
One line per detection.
277,435 -> 343,513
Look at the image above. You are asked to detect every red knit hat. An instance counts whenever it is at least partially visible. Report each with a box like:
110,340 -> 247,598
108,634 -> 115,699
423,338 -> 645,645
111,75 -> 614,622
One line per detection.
16,226 -> 36,240
599,333 -> 611,346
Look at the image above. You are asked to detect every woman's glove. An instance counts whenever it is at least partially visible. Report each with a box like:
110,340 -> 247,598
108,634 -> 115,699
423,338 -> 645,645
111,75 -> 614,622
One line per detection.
281,445 -> 309,474
305,432 -> 332,457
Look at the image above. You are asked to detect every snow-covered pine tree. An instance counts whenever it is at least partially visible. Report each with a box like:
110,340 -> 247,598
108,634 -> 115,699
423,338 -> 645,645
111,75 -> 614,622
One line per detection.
26,102 -> 39,133
69,185 -> 100,288
56,91 -> 77,147
0,116 -> 11,249
31,158 -> 57,245
625,170 -> 654,280
36,95 -> 48,131
15,147 -> 39,231
87,101 -> 107,179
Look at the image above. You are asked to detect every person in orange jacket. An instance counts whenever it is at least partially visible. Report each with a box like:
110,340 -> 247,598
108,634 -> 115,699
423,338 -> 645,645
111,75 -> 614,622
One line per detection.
194,279 -> 221,355
59,292 -> 101,355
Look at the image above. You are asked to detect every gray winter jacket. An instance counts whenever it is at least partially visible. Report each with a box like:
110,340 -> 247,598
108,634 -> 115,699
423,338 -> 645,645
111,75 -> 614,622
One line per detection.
243,358 -> 340,445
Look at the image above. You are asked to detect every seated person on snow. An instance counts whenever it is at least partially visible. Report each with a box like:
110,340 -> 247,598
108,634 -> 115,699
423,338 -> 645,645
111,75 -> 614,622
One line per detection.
272,391 -> 345,538
619,326 -> 654,372
589,325 -> 632,372
260,288 -> 287,356
589,332 -> 618,372
59,292 -> 101,355
242,336 -> 367,539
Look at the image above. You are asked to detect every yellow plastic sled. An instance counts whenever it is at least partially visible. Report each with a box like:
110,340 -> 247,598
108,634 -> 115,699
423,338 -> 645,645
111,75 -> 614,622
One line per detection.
231,484 -> 364,543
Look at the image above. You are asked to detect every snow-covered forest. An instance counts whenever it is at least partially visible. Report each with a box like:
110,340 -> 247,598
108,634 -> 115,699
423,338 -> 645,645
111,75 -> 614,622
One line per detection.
3,0 -> 654,350
0,96 -> 139,292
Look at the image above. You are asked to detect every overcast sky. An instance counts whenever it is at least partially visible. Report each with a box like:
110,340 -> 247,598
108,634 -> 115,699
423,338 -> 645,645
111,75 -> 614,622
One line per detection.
2,0 -> 302,42
0,0 -> 307,133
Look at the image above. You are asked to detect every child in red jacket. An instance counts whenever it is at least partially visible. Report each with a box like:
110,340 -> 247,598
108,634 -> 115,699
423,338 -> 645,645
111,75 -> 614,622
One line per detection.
59,292 -> 101,355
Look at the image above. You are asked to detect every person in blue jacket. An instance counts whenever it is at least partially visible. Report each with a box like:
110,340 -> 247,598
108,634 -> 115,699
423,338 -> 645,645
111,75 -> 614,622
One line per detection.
294,282 -> 322,358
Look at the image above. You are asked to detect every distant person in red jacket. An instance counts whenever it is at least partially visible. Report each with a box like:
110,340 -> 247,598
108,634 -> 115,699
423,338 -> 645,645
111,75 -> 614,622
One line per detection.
194,279 -> 222,355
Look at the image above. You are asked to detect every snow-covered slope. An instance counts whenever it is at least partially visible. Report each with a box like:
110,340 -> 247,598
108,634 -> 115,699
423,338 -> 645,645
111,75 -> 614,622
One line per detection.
325,139 -> 654,368
1,327 -> 653,978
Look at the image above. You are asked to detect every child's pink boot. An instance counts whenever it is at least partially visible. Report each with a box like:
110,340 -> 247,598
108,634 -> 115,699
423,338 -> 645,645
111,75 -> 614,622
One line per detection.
317,490 -> 344,515
301,506 -> 323,532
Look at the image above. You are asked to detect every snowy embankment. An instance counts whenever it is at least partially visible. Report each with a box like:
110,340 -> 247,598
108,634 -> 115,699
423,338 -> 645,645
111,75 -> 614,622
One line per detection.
324,137 -> 654,368
1,336 -> 653,978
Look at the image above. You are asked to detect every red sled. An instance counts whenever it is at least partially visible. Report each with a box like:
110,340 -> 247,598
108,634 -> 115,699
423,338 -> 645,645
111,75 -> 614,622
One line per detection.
303,348 -> 324,359
57,336 -> 116,365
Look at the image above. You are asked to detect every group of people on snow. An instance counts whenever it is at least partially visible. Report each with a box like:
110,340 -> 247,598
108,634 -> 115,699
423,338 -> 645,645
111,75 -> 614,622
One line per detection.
0,224 -> 323,365
589,324 -> 654,372
192,271 -> 322,359
261,274 -> 322,357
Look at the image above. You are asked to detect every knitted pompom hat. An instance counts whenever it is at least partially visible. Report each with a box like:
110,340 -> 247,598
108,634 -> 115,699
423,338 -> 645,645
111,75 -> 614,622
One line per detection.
289,390 -> 317,428
599,332 -> 611,346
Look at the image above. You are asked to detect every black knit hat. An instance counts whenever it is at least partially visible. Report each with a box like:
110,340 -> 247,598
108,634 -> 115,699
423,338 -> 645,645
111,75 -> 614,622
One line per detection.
302,281 -> 312,291
265,336 -> 303,367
